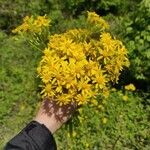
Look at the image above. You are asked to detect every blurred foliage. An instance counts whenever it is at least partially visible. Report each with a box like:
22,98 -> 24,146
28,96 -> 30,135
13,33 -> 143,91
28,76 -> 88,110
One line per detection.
0,0 -> 54,33
59,0 -> 141,16
117,0 -> 150,84
0,32 -> 40,149
0,0 -> 141,33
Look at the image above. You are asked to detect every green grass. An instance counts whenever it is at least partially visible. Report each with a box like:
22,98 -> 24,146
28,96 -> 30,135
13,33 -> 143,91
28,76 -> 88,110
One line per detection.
0,32 -> 40,149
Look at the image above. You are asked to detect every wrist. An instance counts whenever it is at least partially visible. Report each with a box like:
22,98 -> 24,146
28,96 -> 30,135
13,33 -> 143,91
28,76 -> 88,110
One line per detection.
34,113 -> 62,134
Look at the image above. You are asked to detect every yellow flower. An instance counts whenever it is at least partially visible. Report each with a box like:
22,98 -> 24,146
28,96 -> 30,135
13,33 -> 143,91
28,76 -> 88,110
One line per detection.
56,94 -> 72,106
125,84 -> 136,91
12,16 -> 33,33
111,88 -> 116,92
72,131 -> 77,137
78,79 -> 91,91
85,143 -> 89,148
93,74 -> 107,89
41,71 -> 51,84
87,11 -> 109,30
76,94 -> 88,105
122,95 -> 128,101
102,117 -> 107,124
33,15 -> 50,27
91,99 -> 98,106
12,22 -> 30,33
41,84 -> 55,97
103,89 -> 110,98
12,15 -> 50,34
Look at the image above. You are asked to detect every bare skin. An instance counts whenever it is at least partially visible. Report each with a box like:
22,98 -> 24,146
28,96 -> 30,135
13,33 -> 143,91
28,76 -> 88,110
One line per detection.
34,98 -> 77,134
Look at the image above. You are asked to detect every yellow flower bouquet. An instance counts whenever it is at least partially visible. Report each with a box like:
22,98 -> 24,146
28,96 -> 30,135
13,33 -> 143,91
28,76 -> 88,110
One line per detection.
13,12 -> 129,107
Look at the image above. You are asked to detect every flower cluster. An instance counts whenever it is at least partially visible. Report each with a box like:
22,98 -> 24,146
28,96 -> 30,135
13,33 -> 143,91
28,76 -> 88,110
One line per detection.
12,15 -> 50,33
37,12 -> 129,106
13,12 -> 129,106
125,84 -> 136,91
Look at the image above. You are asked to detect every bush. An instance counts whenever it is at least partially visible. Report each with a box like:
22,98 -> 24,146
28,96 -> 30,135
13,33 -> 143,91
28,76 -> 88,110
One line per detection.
113,0 -> 150,85
58,0 -> 141,16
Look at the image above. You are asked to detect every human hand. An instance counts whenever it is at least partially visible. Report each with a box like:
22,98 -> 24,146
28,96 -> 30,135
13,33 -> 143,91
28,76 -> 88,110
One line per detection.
34,98 -> 77,134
